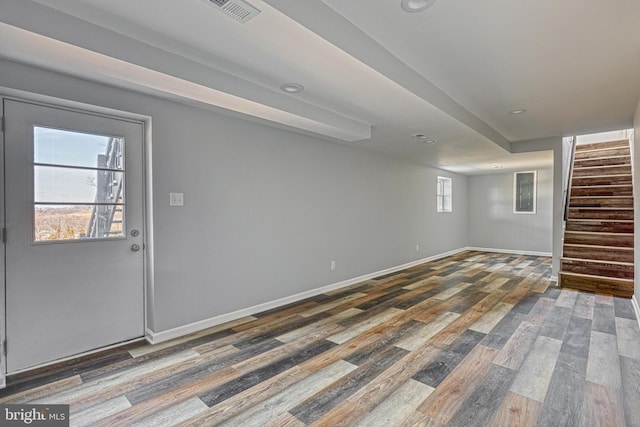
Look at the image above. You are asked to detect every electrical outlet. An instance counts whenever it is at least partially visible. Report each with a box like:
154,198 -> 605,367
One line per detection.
416,244 -> 420,251
330,260 -> 336,271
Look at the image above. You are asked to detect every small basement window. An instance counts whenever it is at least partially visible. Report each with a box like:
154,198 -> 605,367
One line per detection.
437,176 -> 452,212
514,171 -> 537,214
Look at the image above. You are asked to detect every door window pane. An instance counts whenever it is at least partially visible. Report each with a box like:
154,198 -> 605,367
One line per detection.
34,205 -> 124,240
514,171 -> 537,214
33,126 -> 126,242
34,127 -> 124,170
35,166 -> 124,204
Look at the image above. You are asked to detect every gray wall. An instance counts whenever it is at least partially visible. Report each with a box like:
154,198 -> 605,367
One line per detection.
468,169 -> 554,254
511,139 -> 562,277
0,59 -> 469,333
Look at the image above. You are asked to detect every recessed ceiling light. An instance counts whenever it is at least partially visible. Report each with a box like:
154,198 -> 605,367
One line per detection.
412,133 -> 437,143
401,0 -> 437,13
280,83 -> 304,93
509,109 -> 527,115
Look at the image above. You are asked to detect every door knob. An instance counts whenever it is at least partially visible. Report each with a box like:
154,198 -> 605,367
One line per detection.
131,244 -> 141,252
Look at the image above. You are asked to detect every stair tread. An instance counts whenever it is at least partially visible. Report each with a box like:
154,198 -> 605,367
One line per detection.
566,219 -> 634,223
572,179 -> 632,183
576,146 -> 629,150
559,271 -> 634,283
570,195 -> 633,198
571,184 -> 632,188
575,150 -> 630,156
575,151 -> 630,159
561,257 -> 634,266
563,243 -> 634,250
575,141 -> 630,151
574,164 -> 631,169
571,184 -> 633,191
572,174 -> 632,178
572,180 -> 632,185
573,174 -> 631,177
574,154 -> 630,159
569,207 -> 634,210
564,230 -> 633,236
574,160 -> 630,166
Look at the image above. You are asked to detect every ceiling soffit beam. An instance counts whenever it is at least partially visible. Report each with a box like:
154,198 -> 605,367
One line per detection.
263,0 -> 512,152
0,23 -> 367,143
510,136 -> 562,154
0,0 -> 371,142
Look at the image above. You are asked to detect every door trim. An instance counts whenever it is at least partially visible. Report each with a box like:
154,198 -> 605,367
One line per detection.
0,96 -> 6,389
0,91 -> 153,387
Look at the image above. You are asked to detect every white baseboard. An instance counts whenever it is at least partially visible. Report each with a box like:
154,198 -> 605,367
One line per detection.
10,337 -> 146,376
147,246 -> 556,344
466,246 -> 552,257
632,295 -> 640,331
146,247 -> 467,344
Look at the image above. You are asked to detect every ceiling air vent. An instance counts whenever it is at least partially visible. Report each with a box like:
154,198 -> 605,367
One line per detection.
206,0 -> 261,23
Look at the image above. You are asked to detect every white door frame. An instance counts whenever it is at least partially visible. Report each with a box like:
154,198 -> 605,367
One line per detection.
0,91 -> 154,387
0,96 -> 6,389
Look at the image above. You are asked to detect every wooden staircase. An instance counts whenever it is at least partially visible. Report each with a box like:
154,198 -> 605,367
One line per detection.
560,139 -> 635,298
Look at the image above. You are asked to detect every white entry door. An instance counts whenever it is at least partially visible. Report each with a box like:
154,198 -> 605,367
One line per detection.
3,99 -> 145,373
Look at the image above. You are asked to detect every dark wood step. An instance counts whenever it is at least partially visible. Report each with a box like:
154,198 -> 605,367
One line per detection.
559,272 -> 633,298
564,231 -> 633,247
565,219 -> 634,233
561,257 -> 634,280
571,175 -> 632,186
573,155 -> 630,168
569,196 -> 633,208
567,207 -> 634,220
574,147 -> 630,160
570,185 -> 633,197
575,139 -> 629,152
562,244 -> 634,263
572,165 -> 631,177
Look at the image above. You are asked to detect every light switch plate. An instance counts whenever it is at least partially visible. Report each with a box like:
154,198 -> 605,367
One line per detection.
169,192 -> 184,207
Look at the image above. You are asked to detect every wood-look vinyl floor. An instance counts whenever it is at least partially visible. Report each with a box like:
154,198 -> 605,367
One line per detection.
2,251 -> 640,426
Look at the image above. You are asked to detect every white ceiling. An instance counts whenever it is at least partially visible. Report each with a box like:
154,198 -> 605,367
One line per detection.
1,0 -> 638,174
